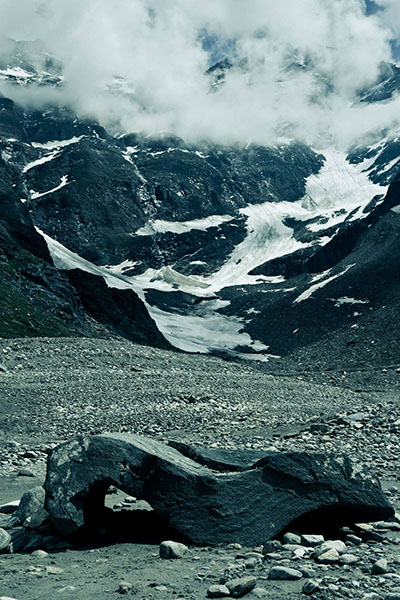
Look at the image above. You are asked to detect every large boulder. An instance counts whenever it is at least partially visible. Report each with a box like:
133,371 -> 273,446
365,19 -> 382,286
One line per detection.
44,434 -> 394,545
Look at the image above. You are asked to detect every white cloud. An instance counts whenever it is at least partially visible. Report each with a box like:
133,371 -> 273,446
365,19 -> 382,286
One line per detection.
0,0 -> 397,149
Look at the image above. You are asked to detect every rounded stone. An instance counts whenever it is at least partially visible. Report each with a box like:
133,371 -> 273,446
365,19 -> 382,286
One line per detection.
0,528 -> 11,552
159,540 -> 188,559
268,566 -> 303,580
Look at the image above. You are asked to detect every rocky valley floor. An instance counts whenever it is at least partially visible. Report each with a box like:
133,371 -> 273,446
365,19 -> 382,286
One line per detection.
0,336 -> 399,600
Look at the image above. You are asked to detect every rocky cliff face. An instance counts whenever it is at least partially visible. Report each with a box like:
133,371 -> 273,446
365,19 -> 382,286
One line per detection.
1,45 -> 400,361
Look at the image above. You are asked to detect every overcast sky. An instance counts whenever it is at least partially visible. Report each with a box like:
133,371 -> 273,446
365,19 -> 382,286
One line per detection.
1,0 -> 400,149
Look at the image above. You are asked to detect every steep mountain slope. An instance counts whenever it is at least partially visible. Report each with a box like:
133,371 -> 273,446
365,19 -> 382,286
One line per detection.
1,41 -> 400,363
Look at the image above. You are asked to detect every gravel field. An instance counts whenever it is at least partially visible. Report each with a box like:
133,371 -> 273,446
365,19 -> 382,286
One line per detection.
0,337 -> 399,600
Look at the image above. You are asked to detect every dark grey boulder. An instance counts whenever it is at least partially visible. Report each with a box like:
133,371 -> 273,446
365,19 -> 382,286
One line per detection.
44,434 -> 394,545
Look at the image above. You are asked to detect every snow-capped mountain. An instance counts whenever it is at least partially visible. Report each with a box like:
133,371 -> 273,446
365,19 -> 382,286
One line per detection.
1,40 -> 400,365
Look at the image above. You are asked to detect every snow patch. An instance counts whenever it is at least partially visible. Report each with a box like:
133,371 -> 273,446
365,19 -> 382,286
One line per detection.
23,150 -> 60,173
199,201 -> 310,292
332,296 -> 370,306
303,149 -> 386,232
30,175 -> 70,199
37,230 -> 271,360
135,215 -> 233,236
293,265 -> 355,303
31,137 -> 83,150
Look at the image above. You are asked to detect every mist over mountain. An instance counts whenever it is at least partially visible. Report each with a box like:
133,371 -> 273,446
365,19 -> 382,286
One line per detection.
0,0 -> 399,367
1,0 -> 400,148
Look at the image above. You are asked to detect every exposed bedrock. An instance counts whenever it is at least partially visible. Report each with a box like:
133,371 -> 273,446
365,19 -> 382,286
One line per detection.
44,434 -> 394,545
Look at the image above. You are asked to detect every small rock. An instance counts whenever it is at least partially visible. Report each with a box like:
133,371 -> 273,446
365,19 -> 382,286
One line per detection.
316,548 -> 340,564
31,549 -> 49,559
300,567 -> 317,578
262,540 -> 282,554
248,588 -> 269,599
159,540 -> 188,559
15,487 -> 46,527
17,469 -> 35,477
245,558 -> 259,569
340,553 -> 358,565
0,528 -> 11,551
46,566 -> 64,575
354,523 -> 374,533
302,580 -> 321,595
207,584 -> 230,598
346,534 -> 362,546
226,577 -> 257,598
283,532 -> 301,545
118,581 -> 133,595
371,558 -> 388,575
0,501 -> 19,514
268,566 -> 303,580
301,534 -> 324,547
316,540 -> 347,555
361,594 -> 380,600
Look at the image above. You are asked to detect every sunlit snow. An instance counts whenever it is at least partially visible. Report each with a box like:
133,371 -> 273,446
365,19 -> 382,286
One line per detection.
135,215 -> 233,236
30,175 -> 70,199
293,264 -> 355,303
38,230 -> 271,359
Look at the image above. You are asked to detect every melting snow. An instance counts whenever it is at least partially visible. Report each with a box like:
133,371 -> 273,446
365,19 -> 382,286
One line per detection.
30,175 -> 70,199
304,149 -> 386,231
135,215 -> 233,236
332,297 -> 370,307
198,202 -> 310,292
37,230 -> 271,360
293,264 -> 355,303
23,150 -> 60,173
31,136 -> 83,150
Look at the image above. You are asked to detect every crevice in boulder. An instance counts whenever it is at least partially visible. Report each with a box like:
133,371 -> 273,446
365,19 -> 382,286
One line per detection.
80,482 -> 187,545
279,503 -> 381,538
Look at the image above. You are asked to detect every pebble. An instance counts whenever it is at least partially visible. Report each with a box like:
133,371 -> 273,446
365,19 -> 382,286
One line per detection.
300,567 -> 317,578
283,532 -> 301,545
45,566 -> 64,575
17,469 -> 35,477
159,540 -> 188,559
207,584 -> 230,598
371,558 -> 388,575
316,548 -> 340,564
346,534 -> 362,545
225,577 -> 257,598
340,553 -> 359,565
301,534 -> 324,547
302,580 -> 321,595
317,539 -> 347,555
0,528 -> 11,551
268,566 -> 303,580
31,549 -> 49,559
118,581 -> 133,595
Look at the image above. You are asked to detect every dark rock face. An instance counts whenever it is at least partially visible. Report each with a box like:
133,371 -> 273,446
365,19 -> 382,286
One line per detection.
66,269 -> 170,348
44,434 -> 393,545
0,153 -> 168,344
